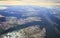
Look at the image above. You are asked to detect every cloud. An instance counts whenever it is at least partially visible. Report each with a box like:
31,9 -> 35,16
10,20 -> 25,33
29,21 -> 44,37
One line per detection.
0,14 -> 5,17
25,17 -> 41,22
0,7 -> 7,10
21,7 -> 38,16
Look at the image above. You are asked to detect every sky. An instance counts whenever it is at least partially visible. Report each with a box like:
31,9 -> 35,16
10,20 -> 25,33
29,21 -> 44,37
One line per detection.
0,0 -> 60,3
19,0 -> 60,3
0,1 -> 60,5
0,0 -> 60,9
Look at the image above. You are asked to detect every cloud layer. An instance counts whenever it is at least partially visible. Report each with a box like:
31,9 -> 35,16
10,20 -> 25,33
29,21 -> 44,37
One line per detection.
0,7 -> 7,10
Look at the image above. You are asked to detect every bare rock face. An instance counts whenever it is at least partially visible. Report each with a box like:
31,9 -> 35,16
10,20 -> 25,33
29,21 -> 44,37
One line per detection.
1,25 -> 46,38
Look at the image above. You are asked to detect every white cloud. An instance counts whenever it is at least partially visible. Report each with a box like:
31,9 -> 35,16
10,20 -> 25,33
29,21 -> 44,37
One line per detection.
25,17 -> 41,22
0,14 -> 5,17
0,7 -> 7,10
21,7 -> 39,16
